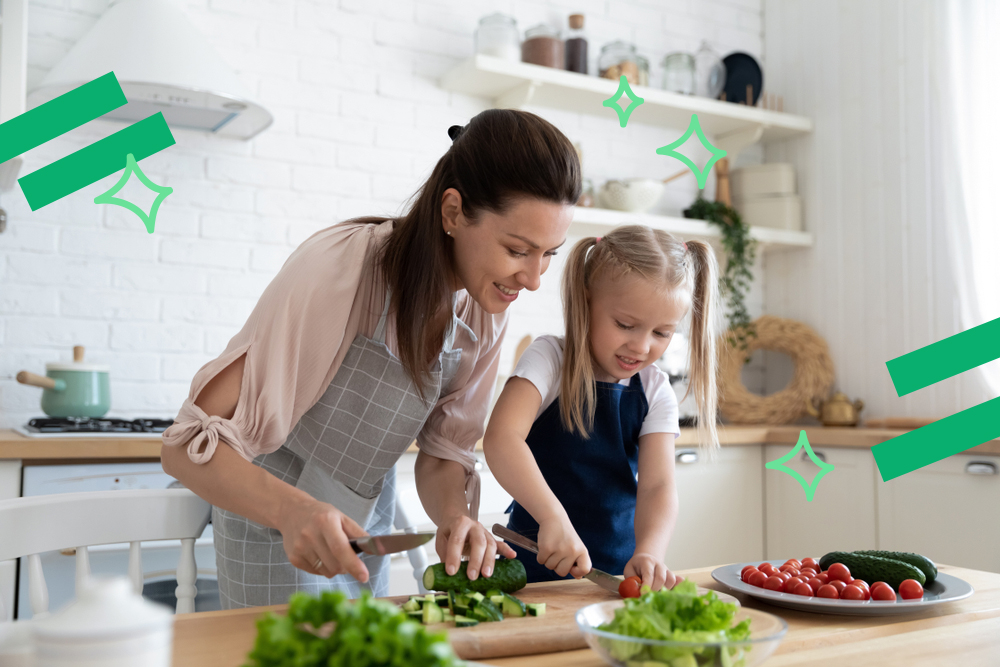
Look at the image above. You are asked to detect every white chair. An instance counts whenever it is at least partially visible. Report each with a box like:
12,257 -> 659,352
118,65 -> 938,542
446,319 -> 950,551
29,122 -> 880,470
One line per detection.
0,488 -> 211,619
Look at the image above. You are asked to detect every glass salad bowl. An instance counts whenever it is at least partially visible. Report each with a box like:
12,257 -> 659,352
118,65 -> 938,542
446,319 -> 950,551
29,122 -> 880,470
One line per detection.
576,601 -> 788,667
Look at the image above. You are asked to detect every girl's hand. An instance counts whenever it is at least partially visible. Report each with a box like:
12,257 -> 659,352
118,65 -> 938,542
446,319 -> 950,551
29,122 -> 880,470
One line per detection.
437,514 -> 517,581
537,516 -> 592,578
624,552 -> 682,591
276,496 -> 371,582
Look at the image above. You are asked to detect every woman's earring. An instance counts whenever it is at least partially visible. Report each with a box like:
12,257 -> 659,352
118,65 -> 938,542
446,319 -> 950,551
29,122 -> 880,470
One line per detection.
446,231 -> 453,237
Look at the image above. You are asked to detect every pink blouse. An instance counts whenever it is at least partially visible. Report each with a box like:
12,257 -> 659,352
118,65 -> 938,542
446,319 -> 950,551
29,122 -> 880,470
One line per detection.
161,220 -> 508,518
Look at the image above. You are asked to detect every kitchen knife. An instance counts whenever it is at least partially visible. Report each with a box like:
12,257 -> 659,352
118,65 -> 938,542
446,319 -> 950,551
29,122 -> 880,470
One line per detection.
492,524 -> 622,594
350,532 -> 434,556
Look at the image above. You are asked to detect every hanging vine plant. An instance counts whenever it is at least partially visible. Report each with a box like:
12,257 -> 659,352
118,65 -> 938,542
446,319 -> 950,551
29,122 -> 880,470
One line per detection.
684,196 -> 758,359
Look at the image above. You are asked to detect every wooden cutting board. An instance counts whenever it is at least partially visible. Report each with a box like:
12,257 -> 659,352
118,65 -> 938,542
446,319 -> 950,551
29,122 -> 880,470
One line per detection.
388,579 -> 621,661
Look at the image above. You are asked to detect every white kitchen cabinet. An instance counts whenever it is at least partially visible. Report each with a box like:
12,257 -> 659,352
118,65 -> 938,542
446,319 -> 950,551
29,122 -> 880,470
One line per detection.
666,445 -> 764,570
0,460 -> 21,621
764,444 -> 878,560
877,453 -> 1000,574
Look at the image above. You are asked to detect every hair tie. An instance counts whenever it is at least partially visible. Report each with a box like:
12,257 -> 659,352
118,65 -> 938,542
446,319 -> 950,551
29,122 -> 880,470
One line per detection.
447,125 -> 464,142
682,241 -> 688,251
595,237 -> 602,243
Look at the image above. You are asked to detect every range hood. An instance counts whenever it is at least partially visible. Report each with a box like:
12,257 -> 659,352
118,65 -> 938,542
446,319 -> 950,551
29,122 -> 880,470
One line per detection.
27,0 -> 272,140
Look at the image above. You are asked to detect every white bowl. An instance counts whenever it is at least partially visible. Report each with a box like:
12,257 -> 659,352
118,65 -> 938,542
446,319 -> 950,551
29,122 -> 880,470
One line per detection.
598,178 -> 665,212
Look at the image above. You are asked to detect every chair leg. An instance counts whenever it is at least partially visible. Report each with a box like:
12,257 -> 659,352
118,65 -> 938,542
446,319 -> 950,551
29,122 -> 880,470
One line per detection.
175,537 -> 197,614
128,542 -> 143,596
394,494 -> 429,594
75,545 -> 91,595
28,554 -> 48,617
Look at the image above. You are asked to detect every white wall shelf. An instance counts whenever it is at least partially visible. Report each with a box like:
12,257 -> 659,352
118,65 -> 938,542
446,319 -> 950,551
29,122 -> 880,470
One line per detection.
440,55 -> 813,144
572,206 -> 813,251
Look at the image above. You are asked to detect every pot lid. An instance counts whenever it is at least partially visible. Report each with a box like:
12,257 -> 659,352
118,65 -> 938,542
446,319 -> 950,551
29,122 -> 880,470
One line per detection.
31,577 -> 171,640
46,362 -> 110,373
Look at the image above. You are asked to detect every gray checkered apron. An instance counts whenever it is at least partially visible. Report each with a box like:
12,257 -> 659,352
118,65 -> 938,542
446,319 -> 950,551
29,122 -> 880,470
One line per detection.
212,289 -> 468,608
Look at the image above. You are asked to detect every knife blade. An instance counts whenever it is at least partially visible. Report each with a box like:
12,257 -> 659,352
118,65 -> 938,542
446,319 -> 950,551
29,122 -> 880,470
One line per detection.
350,532 -> 434,556
492,523 -> 623,594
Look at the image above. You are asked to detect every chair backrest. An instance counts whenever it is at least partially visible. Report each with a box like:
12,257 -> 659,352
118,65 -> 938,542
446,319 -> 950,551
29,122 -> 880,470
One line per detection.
0,488 -> 211,619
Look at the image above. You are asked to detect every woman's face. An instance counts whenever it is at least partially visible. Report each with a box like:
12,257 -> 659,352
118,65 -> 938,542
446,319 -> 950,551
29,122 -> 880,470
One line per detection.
442,189 -> 573,314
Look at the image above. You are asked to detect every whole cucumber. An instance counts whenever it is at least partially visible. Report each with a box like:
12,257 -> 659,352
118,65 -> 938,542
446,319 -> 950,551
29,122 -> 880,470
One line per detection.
422,558 -> 527,594
853,551 -> 937,585
819,551 -> 925,589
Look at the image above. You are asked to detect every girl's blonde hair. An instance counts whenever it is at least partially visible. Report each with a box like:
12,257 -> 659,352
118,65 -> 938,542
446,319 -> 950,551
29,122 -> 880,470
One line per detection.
560,225 -> 721,450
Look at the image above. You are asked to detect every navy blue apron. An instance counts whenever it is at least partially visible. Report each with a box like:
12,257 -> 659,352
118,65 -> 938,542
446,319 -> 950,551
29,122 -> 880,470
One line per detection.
506,373 -> 648,582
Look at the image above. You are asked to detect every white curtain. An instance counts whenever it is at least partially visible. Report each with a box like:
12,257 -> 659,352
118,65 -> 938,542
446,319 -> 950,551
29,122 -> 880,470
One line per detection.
935,0 -> 1000,393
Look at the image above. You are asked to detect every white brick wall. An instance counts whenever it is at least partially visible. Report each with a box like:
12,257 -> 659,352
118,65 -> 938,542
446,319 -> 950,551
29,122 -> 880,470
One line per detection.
0,0 -> 763,427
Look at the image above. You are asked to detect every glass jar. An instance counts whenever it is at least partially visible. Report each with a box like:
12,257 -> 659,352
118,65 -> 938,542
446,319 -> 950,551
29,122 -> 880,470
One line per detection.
577,178 -> 595,207
522,24 -> 564,69
662,52 -> 695,95
598,41 -> 639,84
475,13 -> 520,62
694,41 -> 726,98
565,13 -> 588,74
636,54 -> 649,87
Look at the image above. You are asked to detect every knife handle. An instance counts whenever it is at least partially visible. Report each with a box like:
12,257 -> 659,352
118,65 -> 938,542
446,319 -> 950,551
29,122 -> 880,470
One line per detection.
349,538 -> 364,554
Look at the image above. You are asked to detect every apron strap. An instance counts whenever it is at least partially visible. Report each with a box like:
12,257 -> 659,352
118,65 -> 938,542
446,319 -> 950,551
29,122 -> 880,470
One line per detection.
373,288 -> 393,344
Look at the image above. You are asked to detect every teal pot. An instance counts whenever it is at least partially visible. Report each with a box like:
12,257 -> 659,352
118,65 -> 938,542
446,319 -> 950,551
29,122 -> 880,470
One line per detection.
16,346 -> 111,418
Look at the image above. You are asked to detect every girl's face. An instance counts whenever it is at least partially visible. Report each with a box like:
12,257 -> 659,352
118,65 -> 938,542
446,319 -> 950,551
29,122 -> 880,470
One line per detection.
442,189 -> 572,314
588,274 -> 690,382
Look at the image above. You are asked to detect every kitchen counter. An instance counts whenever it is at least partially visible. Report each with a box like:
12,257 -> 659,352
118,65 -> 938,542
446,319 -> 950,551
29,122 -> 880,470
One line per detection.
4,424 -> 1000,462
171,563 -> 1000,667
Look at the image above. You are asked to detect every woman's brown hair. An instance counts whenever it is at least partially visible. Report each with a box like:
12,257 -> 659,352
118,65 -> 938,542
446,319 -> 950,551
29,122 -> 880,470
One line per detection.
371,109 -> 580,400
560,225 -> 721,450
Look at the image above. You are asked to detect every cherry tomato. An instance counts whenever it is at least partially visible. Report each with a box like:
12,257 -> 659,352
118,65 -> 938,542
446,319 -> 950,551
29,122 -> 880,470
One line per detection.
792,582 -> 814,597
741,565 -> 757,578
779,566 -> 801,577
827,563 -> 852,582
807,577 -> 824,592
815,572 -> 831,585
841,585 -> 866,601
850,579 -> 870,592
783,576 -> 804,593
758,563 -> 778,576
799,567 -> 818,578
872,585 -> 897,601
741,567 -> 759,583
801,557 -> 819,570
899,579 -> 924,600
870,581 -> 892,595
748,570 -> 768,588
619,577 -> 641,598
763,576 -> 785,592
830,580 -> 848,594
777,572 -> 792,582
816,584 -> 840,599
784,559 -> 802,570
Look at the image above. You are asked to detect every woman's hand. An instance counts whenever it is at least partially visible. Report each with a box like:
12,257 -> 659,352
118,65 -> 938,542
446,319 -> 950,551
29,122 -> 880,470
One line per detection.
437,514 -> 517,581
537,516 -> 592,578
623,552 -> 682,591
276,495 -> 371,582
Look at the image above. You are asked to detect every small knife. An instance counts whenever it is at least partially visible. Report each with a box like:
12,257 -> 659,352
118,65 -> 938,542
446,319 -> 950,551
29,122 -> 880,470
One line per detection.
350,532 -> 434,556
492,523 -> 623,594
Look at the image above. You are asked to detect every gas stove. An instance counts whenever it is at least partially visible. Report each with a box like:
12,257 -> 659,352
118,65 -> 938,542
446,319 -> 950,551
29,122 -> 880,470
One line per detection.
15,417 -> 174,438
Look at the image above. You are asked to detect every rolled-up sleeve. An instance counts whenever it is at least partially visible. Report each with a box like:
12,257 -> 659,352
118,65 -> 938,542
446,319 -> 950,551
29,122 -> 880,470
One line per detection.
416,298 -> 509,520
162,222 -> 379,464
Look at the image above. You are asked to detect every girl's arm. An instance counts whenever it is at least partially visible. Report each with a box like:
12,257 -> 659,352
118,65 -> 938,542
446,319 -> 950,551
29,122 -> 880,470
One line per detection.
483,377 -> 592,578
625,432 -> 682,590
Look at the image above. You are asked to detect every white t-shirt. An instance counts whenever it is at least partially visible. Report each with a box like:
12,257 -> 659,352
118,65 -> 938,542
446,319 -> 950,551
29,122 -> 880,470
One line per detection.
510,335 -> 680,438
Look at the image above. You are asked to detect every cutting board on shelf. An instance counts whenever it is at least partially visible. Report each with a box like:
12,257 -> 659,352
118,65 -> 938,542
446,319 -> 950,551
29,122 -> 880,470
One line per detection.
389,579 -> 619,661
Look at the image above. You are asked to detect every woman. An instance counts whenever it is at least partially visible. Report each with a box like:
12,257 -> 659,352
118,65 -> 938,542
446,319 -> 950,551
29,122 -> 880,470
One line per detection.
160,109 -> 581,608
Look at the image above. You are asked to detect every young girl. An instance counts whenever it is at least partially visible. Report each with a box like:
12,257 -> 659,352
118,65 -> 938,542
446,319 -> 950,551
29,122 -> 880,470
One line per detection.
483,225 -> 720,591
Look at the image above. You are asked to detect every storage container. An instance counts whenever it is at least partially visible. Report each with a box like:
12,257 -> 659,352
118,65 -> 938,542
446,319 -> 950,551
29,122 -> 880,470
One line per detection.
730,163 -> 796,199
735,195 -> 802,231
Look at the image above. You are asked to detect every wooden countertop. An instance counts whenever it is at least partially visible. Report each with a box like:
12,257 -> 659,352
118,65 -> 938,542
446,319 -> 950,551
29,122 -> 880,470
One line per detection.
171,563 -> 1000,667
4,423 -> 999,462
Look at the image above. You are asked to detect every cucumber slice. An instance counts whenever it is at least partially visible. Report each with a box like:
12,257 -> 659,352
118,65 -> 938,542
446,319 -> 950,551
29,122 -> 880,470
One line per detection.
402,599 -> 421,613
442,612 -> 455,622
467,591 -> 485,606
454,604 -> 470,616
485,588 -> 503,598
454,615 -> 479,628
526,603 -> 546,616
473,598 -> 503,622
422,600 -> 444,625
501,592 -> 527,618
489,595 -> 504,607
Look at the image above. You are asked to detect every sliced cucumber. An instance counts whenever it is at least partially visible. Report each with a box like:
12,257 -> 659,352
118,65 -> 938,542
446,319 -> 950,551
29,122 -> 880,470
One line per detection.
526,603 -> 546,616
501,592 -> 527,618
467,591 -> 485,606
402,599 -> 421,613
407,610 -> 423,621
454,615 -> 479,628
471,598 -> 504,622
422,600 -> 444,625
489,594 -> 504,607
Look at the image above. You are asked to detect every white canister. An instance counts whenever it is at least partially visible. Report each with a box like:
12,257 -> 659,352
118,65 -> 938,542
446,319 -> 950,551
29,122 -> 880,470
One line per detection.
730,163 -> 796,200
30,577 -> 172,667
735,194 -> 803,231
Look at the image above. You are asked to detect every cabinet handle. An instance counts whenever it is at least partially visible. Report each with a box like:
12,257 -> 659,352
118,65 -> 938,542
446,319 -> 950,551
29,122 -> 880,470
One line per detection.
965,461 -> 998,475
802,450 -> 827,463
676,449 -> 699,464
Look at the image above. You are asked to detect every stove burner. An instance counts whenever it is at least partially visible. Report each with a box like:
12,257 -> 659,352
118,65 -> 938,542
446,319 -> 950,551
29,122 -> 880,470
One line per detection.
25,418 -> 174,434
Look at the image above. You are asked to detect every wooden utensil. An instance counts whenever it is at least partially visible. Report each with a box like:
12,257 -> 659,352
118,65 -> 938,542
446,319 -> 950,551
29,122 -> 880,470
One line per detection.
16,371 -> 58,390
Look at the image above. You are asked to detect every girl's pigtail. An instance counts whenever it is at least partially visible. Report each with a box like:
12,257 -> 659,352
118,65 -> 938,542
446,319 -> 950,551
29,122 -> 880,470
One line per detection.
685,240 -> 721,452
560,237 -> 599,437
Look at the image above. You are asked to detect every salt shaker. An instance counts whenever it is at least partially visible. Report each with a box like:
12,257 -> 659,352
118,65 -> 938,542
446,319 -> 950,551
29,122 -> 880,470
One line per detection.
31,577 -> 172,667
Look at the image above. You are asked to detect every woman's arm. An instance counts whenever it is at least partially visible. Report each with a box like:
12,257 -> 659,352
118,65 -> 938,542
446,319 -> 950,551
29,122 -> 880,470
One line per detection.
483,377 -> 592,578
160,356 -> 370,582
625,432 -> 680,590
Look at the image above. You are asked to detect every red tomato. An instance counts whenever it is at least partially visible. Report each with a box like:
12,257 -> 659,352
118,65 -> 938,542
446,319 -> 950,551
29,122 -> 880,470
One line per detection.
801,557 -> 819,570
830,580 -> 848,594
784,559 -> 802,570
807,577 -> 824,592
764,576 -> 785,592
870,581 -> 892,595
815,572 -> 831,585
841,585 -> 866,601
758,563 -> 778,576
872,585 -> 897,601
850,579 -> 870,592
792,582 -> 814,597
741,565 -> 757,578
899,579 -> 924,600
777,572 -> 792,582
779,566 -> 801,577
799,567 -> 818,578
783,576 -> 804,592
827,563 -> 852,582
747,570 -> 768,588
619,577 -> 641,598
816,584 -> 840,599
741,567 -> 759,583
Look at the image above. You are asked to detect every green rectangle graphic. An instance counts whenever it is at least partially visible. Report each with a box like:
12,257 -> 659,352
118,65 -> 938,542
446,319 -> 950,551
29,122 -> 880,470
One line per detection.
886,316 -> 1000,397
18,113 -> 176,211
0,72 -> 127,165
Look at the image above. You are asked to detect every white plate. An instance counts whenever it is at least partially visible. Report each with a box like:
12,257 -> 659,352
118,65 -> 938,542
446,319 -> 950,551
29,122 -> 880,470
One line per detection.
712,561 -> 973,616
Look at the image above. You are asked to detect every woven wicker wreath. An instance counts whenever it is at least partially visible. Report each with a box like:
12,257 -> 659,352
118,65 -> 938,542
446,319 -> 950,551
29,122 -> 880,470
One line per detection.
718,315 -> 835,425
